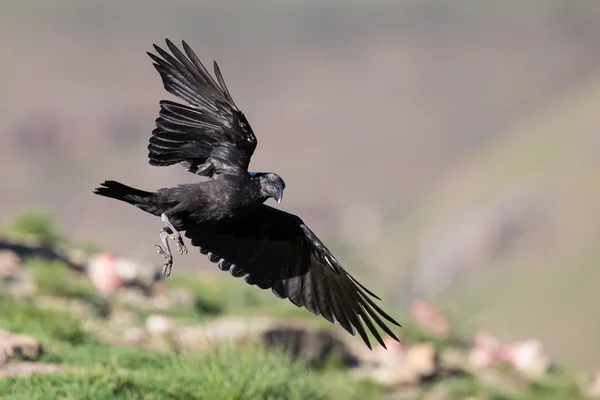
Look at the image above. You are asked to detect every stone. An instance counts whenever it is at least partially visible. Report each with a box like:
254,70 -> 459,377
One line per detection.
172,317 -> 362,367
410,299 -> 449,338
109,309 -> 141,327
166,287 -> 196,309
0,250 -> 21,278
0,362 -> 61,378
439,347 -> 467,372
0,347 -> 9,367
87,252 -> 123,294
122,327 -> 150,346
364,343 -> 437,387
504,339 -> 551,379
114,257 -> 156,288
585,370 -> 600,398
0,330 -> 42,360
145,314 -> 175,336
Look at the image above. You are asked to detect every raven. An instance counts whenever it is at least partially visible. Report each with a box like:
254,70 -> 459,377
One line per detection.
94,39 -> 400,349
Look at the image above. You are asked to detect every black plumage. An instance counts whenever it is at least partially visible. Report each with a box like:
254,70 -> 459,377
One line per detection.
94,39 -> 401,349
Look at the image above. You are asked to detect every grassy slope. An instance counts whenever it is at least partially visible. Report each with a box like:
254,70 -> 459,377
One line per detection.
404,71 -> 600,370
0,287 -> 380,400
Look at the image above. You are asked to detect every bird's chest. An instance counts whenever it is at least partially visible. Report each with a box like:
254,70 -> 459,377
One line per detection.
191,185 -> 257,221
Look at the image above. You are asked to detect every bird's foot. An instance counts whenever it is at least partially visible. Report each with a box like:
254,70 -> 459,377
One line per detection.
155,244 -> 173,278
174,235 -> 188,255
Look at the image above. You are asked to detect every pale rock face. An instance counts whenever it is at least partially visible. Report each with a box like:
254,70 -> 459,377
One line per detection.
585,370 -> 600,398
0,250 -> 22,278
145,314 -> 175,336
86,252 -> 123,294
0,330 -> 43,362
467,330 -> 550,379
468,330 -> 502,368
410,299 -> 449,338
368,342 -> 437,387
504,339 -> 550,379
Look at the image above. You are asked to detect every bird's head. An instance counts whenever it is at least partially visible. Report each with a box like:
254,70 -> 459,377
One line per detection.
250,172 -> 286,203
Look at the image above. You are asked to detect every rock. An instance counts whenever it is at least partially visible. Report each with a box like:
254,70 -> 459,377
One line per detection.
173,317 -> 362,366
109,309 -> 140,327
405,343 -> 437,377
585,370 -> 600,398
0,330 -> 42,360
0,249 -> 35,299
467,332 -> 551,380
115,287 -> 171,310
145,314 -> 175,336
165,287 -> 196,309
410,299 -> 449,338
439,347 -> 467,372
174,317 -> 276,352
87,252 -> 123,294
0,347 -> 9,367
3,270 -> 36,299
122,327 -> 150,346
0,362 -> 61,378
365,343 -> 437,387
66,248 -> 88,269
0,250 -> 22,278
468,329 -> 502,368
503,339 -> 551,379
262,324 -> 361,367
114,257 -> 156,288
35,296 -> 98,320
473,367 -> 523,393
371,337 -> 406,367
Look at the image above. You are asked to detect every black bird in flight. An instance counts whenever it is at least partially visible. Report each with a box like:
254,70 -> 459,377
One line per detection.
94,39 -> 400,349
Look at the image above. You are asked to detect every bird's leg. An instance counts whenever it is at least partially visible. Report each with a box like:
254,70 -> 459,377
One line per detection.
155,228 -> 174,278
161,213 -> 188,255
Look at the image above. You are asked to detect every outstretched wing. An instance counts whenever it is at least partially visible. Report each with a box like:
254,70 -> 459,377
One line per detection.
147,39 -> 257,177
183,205 -> 401,349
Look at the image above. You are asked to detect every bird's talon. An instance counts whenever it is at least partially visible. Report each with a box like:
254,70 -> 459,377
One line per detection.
177,242 -> 188,255
160,262 -> 172,278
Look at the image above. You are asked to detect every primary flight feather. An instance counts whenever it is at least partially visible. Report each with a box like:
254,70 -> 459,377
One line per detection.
94,39 -> 401,349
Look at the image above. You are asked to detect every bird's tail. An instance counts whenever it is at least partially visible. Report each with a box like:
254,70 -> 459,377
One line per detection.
94,180 -> 161,215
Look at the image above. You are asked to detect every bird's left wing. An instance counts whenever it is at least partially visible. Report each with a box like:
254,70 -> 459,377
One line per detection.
183,205 -> 401,349
147,39 -> 257,177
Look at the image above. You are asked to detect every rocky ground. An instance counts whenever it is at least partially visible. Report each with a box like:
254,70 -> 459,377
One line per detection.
1,230 -> 599,399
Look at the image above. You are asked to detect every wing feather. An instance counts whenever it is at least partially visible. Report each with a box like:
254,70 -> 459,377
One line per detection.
147,39 -> 257,177
183,205 -> 401,349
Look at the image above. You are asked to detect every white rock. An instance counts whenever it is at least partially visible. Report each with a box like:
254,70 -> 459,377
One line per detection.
145,314 -> 175,336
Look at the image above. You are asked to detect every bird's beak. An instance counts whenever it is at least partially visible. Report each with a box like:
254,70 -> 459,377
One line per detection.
273,188 -> 284,204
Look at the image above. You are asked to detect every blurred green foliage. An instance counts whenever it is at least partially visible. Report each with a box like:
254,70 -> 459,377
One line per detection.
4,210 -> 67,247
0,297 -> 379,400
0,296 -> 93,346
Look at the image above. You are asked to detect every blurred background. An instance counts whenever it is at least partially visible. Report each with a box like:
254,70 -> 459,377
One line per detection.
1,1 -> 600,398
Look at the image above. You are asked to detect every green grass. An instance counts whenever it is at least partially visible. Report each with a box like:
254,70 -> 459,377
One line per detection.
28,257 -> 111,317
0,291 -> 379,400
4,210 -> 67,247
1,335 -> 379,400
0,296 -> 93,347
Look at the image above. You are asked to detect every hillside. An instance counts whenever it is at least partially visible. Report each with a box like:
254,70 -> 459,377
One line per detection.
396,71 -> 600,371
1,225 -> 600,399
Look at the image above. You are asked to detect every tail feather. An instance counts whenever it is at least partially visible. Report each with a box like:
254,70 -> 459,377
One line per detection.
94,181 -> 159,214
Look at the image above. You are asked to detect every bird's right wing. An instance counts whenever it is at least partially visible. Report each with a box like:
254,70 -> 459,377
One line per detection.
183,205 -> 401,349
147,39 -> 257,178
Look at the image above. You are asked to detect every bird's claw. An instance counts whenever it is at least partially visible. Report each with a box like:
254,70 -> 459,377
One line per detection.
155,245 -> 173,279
155,244 -> 166,256
176,240 -> 188,255
161,261 -> 173,278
